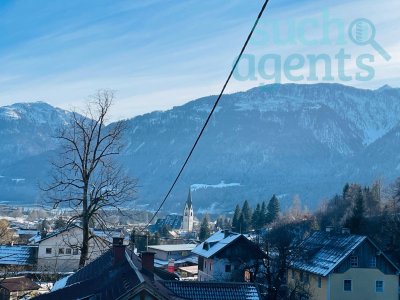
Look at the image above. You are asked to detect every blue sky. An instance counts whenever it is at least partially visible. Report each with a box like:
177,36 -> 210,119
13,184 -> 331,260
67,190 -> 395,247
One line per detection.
0,0 -> 398,120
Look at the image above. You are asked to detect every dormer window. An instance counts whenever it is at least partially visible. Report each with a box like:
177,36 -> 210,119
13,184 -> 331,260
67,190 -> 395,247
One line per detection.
350,255 -> 358,267
203,242 -> 209,250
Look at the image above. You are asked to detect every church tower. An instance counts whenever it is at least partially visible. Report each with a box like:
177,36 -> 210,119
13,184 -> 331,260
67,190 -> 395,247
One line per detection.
182,188 -> 194,232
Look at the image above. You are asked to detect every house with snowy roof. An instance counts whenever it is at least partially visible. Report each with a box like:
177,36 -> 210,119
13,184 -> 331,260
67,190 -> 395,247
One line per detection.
192,230 -> 266,282
0,245 -> 37,271
32,237 -> 263,300
288,229 -> 400,300
35,225 -> 110,272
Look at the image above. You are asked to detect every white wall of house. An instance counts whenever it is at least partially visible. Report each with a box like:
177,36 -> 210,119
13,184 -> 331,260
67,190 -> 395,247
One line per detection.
37,227 -> 109,272
198,258 -> 235,282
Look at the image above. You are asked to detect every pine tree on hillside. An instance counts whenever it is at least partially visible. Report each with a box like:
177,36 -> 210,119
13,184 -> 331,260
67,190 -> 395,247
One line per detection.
199,214 -> 211,241
342,182 -> 350,200
346,187 -> 365,234
241,200 -> 252,232
232,204 -> 241,232
260,201 -> 267,226
252,203 -> 261,230
266,195 -> 280,224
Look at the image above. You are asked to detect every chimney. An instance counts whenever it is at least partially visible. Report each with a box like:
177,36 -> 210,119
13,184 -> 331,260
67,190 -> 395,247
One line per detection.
141,251 -> 155,277
112,237 -> 125,265
223,229 -> 230,238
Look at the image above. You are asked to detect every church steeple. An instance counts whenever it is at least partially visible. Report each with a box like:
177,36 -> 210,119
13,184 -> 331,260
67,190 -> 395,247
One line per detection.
182,188 -> 194,232
186,188 -> 192,210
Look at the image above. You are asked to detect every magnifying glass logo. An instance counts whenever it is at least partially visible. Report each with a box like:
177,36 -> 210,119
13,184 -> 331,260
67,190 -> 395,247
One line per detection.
348,18 -> 391,61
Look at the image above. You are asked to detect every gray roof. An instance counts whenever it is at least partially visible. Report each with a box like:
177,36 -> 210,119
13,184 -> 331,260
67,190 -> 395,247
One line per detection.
148,244 -> 196,252
0,245 -> 37,266
162,281 -> 261,300
291,231 -> 367,276
34,250 -> 142,300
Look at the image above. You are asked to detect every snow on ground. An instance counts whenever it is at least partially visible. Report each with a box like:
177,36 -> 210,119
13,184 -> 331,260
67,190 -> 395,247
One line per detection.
191,181 -> 240,191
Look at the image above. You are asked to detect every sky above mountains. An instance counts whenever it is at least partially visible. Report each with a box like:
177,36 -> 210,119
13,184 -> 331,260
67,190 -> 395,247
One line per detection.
0,0 -> 398,121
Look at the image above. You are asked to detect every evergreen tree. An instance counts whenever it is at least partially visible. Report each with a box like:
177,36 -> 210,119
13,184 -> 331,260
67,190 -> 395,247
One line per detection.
266,195 -> 280,224
252,203 -> 262,230
232,205 -> 241,232
199,215 -> 211,241
342,182 -> 350,200
346,187 -> 365,234
240,200 -> 252,232
260,201 -> 267,226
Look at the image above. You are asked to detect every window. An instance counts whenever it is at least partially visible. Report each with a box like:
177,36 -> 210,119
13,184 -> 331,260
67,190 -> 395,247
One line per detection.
369,256 -> 377,268
45,248 -> 52,254
300,272 -> 304,282
291,270 -> 295,280
344,280 -> 352,291
225,265 -> 231,272
318,277 -> 322,288
73,248 -> 79,255
58,248 -> 64,255
375,280 -> 383,292
350,256 -> 358,267
66,248 -> 72,255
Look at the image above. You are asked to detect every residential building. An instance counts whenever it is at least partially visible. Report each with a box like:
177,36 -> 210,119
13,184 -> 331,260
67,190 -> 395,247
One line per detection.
33,237 -> 262,300
0,276 -> 40,300
35,225 -> 109,272
288,230 -> 400,300
147,244 -> 197,269
16,228 -> 39,244
182,189 -> 194,232
192,230 -> 266,282
0,245 -> 37,271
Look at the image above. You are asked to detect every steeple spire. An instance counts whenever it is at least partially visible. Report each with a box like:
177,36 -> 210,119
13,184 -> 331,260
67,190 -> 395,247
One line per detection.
186,188 -> 192,210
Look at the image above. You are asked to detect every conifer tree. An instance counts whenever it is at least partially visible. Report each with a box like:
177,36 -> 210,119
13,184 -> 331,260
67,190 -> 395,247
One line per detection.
260,201 -> 267,226
266,195 -> 280,224
252,203 -> 262,230
346,187 -> 365,234
240,200 -> 252,232
232,204 -> 241,232
199,214 -> 211,241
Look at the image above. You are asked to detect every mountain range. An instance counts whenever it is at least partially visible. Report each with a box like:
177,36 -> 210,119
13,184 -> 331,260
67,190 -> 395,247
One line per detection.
1,83 -> 399,214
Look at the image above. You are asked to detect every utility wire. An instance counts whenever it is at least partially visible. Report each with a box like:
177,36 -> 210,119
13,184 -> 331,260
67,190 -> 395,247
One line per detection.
142,0 -> 271,231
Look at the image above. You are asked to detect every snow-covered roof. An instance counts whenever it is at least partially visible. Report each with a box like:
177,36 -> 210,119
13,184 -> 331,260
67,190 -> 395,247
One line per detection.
162,281 -> 262,300
192,230 -> 243,258
17,229 -> 39,236
148,244 -> 196,252
290,231 -> 366,276
0,245 -> 37,266
51,275 -> 71,292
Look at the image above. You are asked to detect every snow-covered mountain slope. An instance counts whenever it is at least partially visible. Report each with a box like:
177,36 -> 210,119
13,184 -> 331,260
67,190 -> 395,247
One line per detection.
1,83 -> 399,212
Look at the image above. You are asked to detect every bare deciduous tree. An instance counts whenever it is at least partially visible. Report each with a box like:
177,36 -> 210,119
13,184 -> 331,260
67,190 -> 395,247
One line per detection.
43,90 -> 137,268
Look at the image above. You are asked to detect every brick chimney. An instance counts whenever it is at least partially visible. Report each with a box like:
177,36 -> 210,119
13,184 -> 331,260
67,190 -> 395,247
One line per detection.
112,237 -> 125,265
141,251 -> 155,277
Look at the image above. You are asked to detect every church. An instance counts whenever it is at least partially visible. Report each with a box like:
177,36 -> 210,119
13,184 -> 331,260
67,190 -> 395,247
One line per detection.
182,188 -> 194,232
148,188 -> 194,233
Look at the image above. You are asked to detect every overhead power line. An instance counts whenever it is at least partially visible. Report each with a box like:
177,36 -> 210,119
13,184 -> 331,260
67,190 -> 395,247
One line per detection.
142,0 -> 271,231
